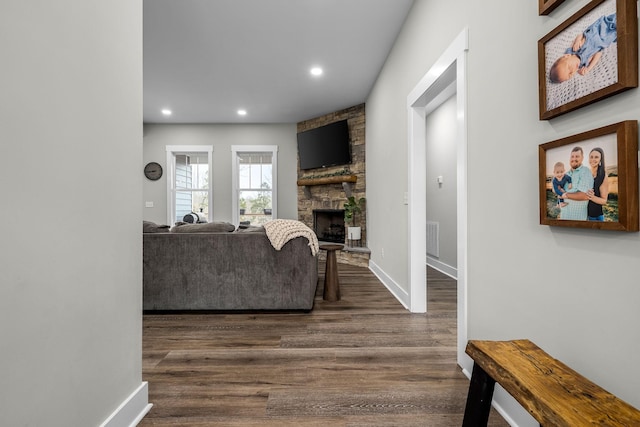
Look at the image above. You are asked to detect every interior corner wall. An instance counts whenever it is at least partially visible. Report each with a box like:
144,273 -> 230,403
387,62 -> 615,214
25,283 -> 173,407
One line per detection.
0,1 -> 144,426
143,123 -> 298,225
366,0 -> 640,421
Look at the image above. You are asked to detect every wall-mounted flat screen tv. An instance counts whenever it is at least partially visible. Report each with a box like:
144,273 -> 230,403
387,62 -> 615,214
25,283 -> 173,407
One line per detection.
297,119 -> 351,170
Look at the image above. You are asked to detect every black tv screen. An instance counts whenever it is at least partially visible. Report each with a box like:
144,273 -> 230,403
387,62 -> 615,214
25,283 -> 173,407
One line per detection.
297,120 -> 351,170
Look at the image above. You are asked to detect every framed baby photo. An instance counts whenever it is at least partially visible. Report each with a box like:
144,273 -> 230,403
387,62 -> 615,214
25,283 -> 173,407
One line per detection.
539,0 -> 567,16
538,0 -> 638,120
538,120 -> 638,231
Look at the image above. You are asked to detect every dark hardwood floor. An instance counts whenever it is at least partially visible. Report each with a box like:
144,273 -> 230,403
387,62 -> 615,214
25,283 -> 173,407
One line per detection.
141,263 -> 508,426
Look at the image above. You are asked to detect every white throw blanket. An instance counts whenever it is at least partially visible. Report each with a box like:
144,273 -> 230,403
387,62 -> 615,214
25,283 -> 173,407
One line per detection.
263,219 -> 319,256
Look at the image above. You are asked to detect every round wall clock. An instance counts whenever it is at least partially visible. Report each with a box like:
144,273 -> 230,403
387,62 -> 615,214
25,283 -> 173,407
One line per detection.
144,162 -> 163,180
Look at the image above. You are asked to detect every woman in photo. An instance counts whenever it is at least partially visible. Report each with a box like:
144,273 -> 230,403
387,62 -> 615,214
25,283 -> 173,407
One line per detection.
586,147 -> 609,221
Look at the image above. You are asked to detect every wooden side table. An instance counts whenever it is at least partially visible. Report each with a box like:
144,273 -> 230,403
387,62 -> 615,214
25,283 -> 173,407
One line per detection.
320,244 -> 343,301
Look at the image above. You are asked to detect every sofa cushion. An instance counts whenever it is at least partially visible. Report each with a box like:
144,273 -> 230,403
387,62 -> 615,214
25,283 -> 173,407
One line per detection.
235,225 -> 265,233
170,221 -> 236,233
143,220 -> 170,233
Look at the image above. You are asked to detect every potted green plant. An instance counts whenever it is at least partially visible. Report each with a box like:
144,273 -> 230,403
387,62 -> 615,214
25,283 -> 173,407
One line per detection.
344,196 -> 366,241
239,198 -> 247,215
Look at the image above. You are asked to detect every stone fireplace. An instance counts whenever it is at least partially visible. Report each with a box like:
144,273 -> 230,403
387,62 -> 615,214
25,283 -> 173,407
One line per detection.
296,104 -> 370,267
313,209 -> 345,243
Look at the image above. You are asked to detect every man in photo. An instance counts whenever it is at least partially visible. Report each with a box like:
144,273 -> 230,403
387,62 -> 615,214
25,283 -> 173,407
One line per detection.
560,146 -> 594,220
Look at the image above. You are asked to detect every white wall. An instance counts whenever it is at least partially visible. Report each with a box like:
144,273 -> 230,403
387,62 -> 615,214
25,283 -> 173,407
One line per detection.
0,1 -> 145,426
367,0 -> 640,421
143,123 -> 298,225
426,94 -> 458,270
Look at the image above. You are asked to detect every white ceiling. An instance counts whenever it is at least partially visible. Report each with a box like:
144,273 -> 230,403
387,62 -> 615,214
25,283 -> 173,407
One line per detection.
143,0 -> 414,124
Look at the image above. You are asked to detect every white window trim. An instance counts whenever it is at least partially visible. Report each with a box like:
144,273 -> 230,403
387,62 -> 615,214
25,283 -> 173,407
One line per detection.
231,145 -> 278,225
165,145 -> 213,225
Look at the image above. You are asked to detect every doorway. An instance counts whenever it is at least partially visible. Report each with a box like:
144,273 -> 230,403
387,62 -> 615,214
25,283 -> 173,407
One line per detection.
425,94 -> 458,278
407,28 -> 471,371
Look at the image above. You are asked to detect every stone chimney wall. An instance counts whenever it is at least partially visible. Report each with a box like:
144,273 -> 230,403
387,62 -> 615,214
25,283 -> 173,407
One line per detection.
297,104 -> 368,266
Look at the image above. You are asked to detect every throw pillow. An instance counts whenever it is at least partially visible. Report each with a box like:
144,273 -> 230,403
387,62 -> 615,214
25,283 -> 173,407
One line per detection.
182,212 -> 208,223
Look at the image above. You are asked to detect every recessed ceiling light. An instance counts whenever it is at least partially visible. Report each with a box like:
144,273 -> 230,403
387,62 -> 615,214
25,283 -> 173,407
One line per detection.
161,109 -> 172,116
237,109 -> 247,116
310,67 -> 323,76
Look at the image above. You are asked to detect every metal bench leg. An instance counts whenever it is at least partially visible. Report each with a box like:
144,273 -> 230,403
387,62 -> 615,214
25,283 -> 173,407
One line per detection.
462,363 -> 496,427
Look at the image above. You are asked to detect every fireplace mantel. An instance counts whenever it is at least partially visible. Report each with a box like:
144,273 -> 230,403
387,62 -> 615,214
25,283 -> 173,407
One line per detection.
296,175 -> 357,186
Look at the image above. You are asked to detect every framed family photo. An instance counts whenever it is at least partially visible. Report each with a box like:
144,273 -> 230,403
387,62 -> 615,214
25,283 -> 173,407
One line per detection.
538,0 -> 638,120
539,0 -> 567,16
539,121 -> 638,231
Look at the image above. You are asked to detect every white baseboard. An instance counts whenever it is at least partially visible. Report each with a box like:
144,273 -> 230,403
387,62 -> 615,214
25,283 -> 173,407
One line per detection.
426,256 -> 457,279
100,382 -> 152,427
368,260 -> 409,309
491,386 -> 538,427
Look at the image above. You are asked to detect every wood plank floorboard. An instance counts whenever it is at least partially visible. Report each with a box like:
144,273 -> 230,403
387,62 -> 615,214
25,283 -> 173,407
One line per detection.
141,263 -> 509,426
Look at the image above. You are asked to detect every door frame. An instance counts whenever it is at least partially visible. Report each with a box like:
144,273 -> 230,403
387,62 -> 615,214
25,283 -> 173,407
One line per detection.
407,28 -> 471,369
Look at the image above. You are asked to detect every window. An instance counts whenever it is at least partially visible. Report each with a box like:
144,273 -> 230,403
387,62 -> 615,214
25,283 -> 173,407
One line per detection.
232,145 -> 278,226
166,145 -> 213,225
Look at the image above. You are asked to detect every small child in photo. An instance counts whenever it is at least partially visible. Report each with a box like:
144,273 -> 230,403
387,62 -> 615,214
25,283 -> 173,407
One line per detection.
549,13 -> 617,83
552,162 -> 572,207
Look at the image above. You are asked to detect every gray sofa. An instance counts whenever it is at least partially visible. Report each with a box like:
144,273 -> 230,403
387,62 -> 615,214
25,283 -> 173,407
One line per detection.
143,228 -> 318,311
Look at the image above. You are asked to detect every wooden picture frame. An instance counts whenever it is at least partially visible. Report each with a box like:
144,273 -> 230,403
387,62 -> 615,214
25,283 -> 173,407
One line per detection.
539,0 -> 567,15
539,121 -> 638,231
538,0 -> 637,120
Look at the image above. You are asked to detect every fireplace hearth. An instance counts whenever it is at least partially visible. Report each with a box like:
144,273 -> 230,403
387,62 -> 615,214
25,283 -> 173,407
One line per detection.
313,209 -> 345,243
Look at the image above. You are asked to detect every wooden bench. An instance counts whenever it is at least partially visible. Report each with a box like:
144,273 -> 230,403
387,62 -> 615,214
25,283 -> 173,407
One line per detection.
462,339 -> 640,426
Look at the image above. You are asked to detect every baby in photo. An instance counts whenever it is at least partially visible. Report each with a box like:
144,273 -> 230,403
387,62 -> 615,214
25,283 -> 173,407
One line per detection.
549,13 -> 617,83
